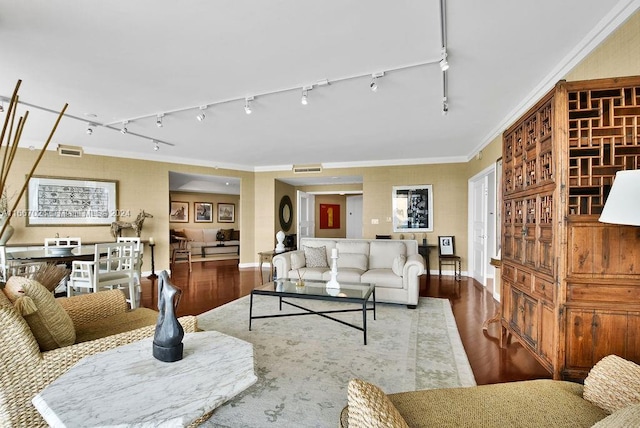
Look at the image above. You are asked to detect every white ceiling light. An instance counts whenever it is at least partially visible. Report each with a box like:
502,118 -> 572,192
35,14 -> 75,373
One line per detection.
442,96 -> 449,115
244,97 -> 254,115
370,72 -> 384,92
0,101 -> 4,113
156,114 -> 164,127
153,141 -> 159,151
86,123 -> 94,135
196,106 -> 207,121
120,120 -> 128,134
440,48 -> 449,71
301,85 -> 313,106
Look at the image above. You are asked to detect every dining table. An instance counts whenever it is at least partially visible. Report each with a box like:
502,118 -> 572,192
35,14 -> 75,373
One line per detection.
7,245 -> 98,264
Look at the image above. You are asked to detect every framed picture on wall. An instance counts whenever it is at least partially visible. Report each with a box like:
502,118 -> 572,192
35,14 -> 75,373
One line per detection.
217,203 -> 235,223
392,185 -> 433,232
194,202 -> 213,222
319,204 -> 340,229
170,201 -> 189,223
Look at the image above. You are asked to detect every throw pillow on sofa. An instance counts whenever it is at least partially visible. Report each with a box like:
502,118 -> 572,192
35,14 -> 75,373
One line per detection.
303,246 -> 328,268
291,252 -> 306,270
221,228 -> 234,241
392,255 -> 406,276
3,276 -> 76,351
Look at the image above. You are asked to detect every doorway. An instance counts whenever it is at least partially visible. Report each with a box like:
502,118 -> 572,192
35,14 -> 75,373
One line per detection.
467,164 -> 496,290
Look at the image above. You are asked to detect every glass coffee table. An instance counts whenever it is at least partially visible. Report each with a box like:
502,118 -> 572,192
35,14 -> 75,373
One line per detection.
249,279 -> 376,344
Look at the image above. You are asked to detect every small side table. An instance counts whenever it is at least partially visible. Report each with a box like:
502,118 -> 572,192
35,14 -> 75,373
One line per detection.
418,244 -> 437,277
258,250 -> 276,284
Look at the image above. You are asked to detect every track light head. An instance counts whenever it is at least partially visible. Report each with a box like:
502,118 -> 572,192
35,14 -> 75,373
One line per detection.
153,141 -> 159,151
442,97 -> 449,116
370,72 -> 384,92
196,106 -> 207,121
86,123 -> 94,135
156,114 -> 163,127
0,102 -> 4,113
244,97 -> 253,115
120,121 -> 128,134
440,49 -> 449,71
301,86 -> 312,106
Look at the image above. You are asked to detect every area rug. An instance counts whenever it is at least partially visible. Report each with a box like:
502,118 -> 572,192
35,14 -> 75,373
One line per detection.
196,296 -> 476,427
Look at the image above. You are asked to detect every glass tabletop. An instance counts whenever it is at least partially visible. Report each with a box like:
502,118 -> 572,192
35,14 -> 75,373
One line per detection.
253,278 -> 375,301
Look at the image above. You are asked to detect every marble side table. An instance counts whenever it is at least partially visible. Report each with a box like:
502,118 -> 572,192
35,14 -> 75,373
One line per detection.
32,331 -> 257,427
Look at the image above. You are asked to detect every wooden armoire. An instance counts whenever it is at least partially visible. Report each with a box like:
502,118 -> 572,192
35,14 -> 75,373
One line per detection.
501,76 -> 640,380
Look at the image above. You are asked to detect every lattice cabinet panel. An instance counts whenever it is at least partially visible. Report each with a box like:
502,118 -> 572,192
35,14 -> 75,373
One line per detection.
568,85 -> 640,215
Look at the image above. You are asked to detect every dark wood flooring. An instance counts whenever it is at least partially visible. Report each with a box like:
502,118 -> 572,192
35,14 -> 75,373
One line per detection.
139,260 -> 552,385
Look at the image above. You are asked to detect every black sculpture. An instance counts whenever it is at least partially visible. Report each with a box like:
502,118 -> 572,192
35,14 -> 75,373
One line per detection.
152,270 -> 184,362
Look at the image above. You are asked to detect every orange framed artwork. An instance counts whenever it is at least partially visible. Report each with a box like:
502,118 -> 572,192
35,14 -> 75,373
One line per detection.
319,204 -> 340,229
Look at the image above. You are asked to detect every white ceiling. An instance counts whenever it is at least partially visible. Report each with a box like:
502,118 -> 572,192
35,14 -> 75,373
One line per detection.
1,1 -> 638,173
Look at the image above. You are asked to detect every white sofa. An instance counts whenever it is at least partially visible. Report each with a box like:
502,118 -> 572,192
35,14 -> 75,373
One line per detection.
170,227 -> 240,258
272,238 -> 424,307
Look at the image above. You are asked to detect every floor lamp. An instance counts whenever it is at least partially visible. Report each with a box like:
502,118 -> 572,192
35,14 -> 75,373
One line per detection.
599,170 -> 640,226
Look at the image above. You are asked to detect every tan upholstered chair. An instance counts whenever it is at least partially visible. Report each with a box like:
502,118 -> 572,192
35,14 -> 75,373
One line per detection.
0,288 -> 197,427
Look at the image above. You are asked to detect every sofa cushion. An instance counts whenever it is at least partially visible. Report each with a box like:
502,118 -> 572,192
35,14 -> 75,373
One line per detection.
584,354 -> 640,414
3,276 -> 76,351
231,230 -> 240,240
338,253 -> 368,271
202,229 -> 218,242
74,307 -> 159,343
361,269 -> 404,289
304,245 -> 329,268
322,269 -> 365,283
291,252 -> 306,270
386,379 -> 606,428
369,241 -> 406,269
347,378 -> 409,428
289,267 -> 327,281
183,228 -> 204,242
336,241 -> 370,255
392,255 -> 406,276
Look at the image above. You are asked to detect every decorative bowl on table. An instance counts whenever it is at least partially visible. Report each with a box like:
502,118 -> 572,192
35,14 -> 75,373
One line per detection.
46,245 -> 76,256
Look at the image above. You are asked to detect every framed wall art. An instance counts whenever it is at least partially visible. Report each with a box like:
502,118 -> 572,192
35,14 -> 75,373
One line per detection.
170,201 -> 189,223
26,176 -> 117,226
194,202 -> 213,223
392,185 -> 433,232
319,203 -> 340,229
217,203 -> 235,223
438,235 -> 455,256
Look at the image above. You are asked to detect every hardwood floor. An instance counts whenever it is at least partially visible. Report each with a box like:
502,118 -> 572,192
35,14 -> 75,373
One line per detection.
139,260 -> 551,385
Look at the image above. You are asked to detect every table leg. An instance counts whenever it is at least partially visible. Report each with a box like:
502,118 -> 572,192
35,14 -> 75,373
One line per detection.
249,293 -> 254,331
362,301 -> 367,346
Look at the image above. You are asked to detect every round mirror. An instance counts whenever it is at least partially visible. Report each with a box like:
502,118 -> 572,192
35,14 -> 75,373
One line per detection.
279,195 -> 293,231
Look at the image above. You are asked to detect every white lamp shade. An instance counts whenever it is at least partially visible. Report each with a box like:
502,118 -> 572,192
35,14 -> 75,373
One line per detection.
598,169 -> 640,226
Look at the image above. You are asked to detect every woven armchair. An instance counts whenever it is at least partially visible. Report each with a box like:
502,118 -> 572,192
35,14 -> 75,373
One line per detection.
0,289 -> 197,427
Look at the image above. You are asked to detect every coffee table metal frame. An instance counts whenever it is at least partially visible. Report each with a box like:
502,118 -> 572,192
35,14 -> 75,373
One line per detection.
249,279 -> 376,345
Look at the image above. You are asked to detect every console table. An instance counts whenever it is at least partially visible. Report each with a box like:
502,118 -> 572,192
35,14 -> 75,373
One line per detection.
32,331 -> 256,427
201,244 -> 239,258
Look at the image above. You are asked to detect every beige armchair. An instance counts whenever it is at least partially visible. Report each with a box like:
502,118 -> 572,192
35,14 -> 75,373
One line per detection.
0,288 -> 197,427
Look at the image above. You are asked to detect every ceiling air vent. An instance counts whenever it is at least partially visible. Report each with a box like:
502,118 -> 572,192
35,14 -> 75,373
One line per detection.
57,144 -> 83,158
292,164 -> 322,174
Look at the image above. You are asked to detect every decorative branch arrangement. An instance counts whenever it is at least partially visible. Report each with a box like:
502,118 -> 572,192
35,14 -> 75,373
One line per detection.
0,80 -> 68,238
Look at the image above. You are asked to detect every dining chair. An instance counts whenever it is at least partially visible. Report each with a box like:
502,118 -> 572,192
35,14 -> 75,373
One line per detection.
68,242 -> 138,308
117,237 -> 144,282
171,235 -> 192,272
44,237 -> 82,248
44,237 -> 82,293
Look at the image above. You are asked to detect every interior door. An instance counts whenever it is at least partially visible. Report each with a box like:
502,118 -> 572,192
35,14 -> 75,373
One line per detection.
297,191 -> 315,247
346,195 -> 363,239
471,177 -> 487,284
